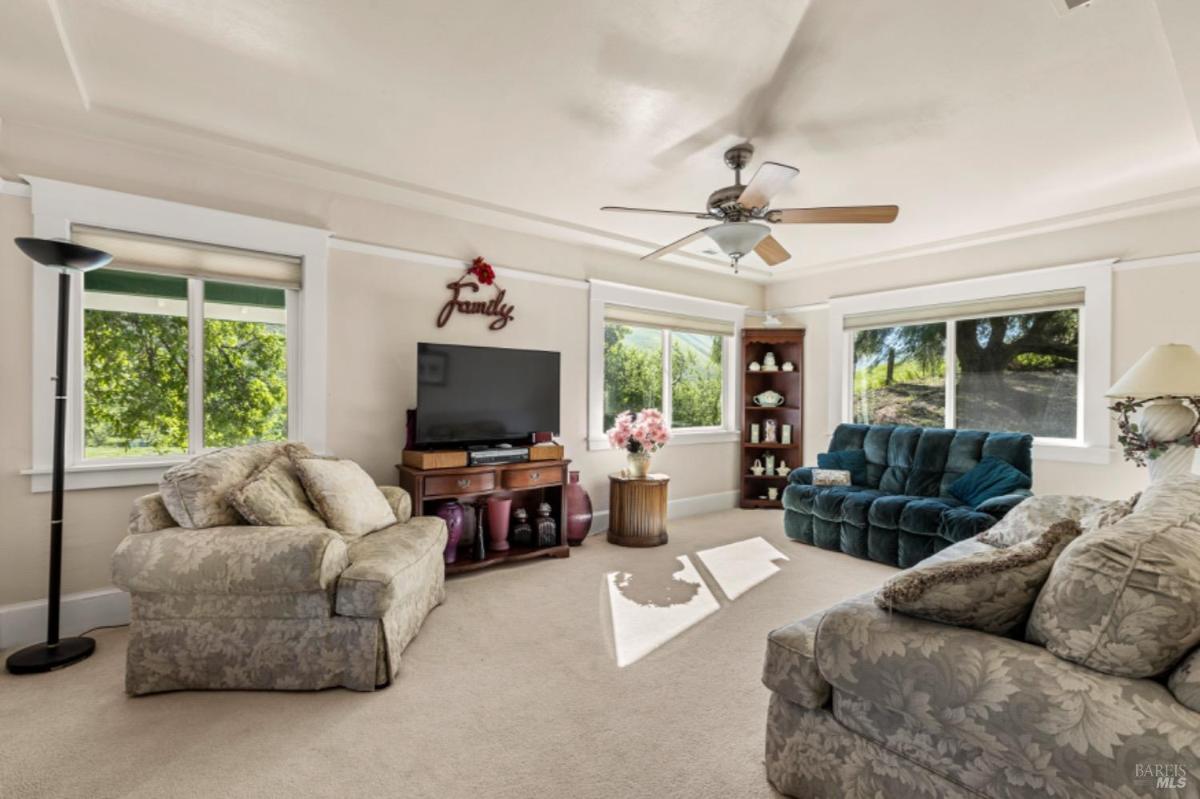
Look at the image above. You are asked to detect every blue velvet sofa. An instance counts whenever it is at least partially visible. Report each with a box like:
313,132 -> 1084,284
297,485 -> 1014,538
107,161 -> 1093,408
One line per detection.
783,423 -> 1033,568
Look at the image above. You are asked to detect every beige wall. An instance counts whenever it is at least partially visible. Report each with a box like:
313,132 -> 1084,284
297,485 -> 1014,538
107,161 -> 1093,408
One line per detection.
768,207 -> 1200,501
0,124 -> 760,607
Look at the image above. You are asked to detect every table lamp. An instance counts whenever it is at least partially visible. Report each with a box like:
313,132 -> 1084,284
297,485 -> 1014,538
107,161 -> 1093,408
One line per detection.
1105,343 -> 1200,482
6,237 -> 113,674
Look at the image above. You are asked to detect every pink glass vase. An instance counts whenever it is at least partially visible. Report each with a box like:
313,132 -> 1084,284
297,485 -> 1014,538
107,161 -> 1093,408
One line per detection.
486,495 -> 512,551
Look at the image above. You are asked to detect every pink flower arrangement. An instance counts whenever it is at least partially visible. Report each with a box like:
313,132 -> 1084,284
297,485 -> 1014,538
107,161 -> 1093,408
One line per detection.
607,409 -> 671,454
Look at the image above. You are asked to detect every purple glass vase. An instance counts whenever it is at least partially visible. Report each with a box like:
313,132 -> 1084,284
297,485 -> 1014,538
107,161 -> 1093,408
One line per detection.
435,501 -> 465,564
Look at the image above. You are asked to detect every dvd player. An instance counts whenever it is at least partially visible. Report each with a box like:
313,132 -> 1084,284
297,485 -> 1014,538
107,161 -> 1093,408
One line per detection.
468,447 -> 530,466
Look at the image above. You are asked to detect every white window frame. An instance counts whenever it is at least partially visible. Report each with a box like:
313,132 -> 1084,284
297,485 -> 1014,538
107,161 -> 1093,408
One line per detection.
828,259 -> 1114,464
587,279 -> 743,450
22,176 -> 329,491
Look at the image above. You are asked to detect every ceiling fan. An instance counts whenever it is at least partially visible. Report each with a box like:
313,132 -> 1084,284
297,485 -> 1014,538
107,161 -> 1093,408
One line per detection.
602,143 -> 898,272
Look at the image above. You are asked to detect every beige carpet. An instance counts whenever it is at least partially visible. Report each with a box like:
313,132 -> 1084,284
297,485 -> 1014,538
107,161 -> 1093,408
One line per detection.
0,509 -> 894,799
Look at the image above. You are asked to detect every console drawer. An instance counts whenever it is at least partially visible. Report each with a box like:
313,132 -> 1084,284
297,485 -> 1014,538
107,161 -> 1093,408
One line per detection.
502,466 -> 561,490
425,472 -> 496,496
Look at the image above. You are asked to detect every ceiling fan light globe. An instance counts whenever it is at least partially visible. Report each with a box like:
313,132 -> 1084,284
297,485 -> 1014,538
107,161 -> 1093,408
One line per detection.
706,222 -> 770,262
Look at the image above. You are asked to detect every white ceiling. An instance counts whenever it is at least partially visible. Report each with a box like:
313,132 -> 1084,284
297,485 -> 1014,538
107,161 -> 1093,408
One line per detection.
1,0 -> 1198,280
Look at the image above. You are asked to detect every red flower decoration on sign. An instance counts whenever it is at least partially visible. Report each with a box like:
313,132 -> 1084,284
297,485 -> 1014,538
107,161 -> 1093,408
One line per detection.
469,256 -> 496,285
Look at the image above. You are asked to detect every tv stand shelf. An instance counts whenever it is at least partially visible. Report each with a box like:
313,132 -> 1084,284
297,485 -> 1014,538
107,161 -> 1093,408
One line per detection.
395,459 -> 571,575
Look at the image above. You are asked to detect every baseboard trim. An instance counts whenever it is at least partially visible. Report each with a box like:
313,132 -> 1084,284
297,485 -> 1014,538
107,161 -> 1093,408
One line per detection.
589,489 -> 740,535
0,587 -> 130,652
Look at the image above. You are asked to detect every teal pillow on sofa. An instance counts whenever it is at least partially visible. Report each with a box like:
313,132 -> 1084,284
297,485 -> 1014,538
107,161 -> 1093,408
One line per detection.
949,456 -> 1031,507
817,450 -> 868,486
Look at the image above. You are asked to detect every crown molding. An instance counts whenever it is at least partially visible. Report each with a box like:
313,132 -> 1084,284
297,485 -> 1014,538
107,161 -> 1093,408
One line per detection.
766,184 -> 1200,280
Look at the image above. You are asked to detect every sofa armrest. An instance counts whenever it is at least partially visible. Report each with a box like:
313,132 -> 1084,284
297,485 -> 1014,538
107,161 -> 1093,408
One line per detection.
975,490 -> 1031,518
787,467 -> 814,486
378,485 -> 413,524
128,492 -> 176,535
112,525 -> 348,595
763,611 -> 831,709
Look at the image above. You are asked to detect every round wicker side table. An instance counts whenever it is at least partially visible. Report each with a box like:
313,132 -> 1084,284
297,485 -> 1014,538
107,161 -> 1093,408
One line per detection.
607,473 -> 669,547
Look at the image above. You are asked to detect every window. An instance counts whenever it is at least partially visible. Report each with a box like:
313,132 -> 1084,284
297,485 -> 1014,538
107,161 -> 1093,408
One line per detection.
24,176 -> 328,492
83,271 -> 190,458
830,262 -> 1113,463
82,270 -> 289,460
602,324 -> 724,430
588,280 -> 743,449
852,322 -> 946,428
603,323 -> 663,430
850,308 -> 1080,438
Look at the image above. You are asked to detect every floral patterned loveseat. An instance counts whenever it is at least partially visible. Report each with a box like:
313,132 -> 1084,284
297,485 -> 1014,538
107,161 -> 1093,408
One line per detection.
764,481 -> 1200,798
111,443 -> 446,695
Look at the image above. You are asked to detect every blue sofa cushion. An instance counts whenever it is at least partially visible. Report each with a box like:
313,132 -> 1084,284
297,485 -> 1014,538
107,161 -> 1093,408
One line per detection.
948,456 -> 1033,507
817,450 -> 868,486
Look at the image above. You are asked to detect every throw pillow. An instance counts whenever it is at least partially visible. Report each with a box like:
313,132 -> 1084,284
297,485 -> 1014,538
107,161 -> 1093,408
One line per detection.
979,494 -> 1136,548
816,450 -> 868,486
948,456 -> 1031,507
812,469 -> 851,487
159,442 -> 282,528
291,449 -> 397,539
875,519 -> 1081,636
1027,475 -> 1200,678
1168,647 -> 1200,713
227,448 -> 327,528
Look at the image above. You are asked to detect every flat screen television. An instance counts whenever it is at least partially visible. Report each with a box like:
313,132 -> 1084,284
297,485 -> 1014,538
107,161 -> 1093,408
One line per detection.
414,343 -> 560,448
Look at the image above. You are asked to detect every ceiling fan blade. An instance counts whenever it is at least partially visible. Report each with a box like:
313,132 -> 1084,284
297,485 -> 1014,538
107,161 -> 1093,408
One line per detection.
640,228 -> 711,261
738,162 -> 799,210
754,235 -> 791,266
601,206 -> 713,219
770,205 -> 899,224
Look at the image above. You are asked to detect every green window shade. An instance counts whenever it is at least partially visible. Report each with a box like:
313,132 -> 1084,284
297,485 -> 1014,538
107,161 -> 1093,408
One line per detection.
204,281 -> 285,309
84,269 -> 187,300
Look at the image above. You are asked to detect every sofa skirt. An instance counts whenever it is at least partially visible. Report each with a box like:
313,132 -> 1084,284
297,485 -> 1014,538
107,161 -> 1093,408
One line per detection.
124,581 -> 445,696
765,693 -> 975,799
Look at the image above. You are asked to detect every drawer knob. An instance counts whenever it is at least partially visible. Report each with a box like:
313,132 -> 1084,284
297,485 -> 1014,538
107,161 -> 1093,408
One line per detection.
530,471 -> 541,481
456,478 -> 471,489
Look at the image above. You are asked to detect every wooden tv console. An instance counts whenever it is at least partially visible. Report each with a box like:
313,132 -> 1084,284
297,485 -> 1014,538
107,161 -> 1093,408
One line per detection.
395,458 -> 571,575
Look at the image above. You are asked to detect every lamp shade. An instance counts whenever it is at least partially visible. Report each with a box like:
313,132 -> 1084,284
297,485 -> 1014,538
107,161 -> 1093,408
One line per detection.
705,222 -> 770,259
15,237 -> 113,272
1106,344 -> 1200,398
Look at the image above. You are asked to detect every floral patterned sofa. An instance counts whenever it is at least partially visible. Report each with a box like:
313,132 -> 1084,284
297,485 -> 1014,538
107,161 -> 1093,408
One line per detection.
764,481 -> 1200,798
784,423 -> 1033,567
111,443 -> 446,695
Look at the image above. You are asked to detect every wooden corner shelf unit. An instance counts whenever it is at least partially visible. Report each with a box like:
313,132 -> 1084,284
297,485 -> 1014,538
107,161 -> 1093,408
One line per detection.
740,328 -> 804,509
396,458 -> 571,574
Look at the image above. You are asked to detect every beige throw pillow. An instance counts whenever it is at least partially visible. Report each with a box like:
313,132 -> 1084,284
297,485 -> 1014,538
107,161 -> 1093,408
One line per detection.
159,442 -> 282,528
978,494 -> 1135,548
1027,476 -> 1200,678
227,449 -> 327,528
876,519 -> 1081,636
291,450 -> 397,539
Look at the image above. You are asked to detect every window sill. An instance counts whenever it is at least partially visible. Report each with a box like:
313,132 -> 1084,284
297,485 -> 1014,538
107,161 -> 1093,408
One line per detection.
1031,442 -> 1113,465
587,429 -> 741,451
21,458 -> 185,493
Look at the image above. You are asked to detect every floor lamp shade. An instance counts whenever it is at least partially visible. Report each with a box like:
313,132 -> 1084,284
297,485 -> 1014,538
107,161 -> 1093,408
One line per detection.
6,238 -> 113,675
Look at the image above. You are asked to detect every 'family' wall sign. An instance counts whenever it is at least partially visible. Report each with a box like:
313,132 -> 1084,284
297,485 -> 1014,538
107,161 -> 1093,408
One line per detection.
436,256 -> 515,331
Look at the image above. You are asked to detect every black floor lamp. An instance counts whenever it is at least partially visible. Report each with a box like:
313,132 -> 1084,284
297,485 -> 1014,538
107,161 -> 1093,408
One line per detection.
6,237 -> 113,675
